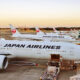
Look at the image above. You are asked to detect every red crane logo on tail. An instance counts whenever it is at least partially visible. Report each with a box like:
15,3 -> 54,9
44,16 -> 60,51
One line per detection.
36,30 -> 39,32
11,29 -> 16,34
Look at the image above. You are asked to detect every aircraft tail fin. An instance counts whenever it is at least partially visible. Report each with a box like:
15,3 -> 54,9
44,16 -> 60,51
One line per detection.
35,27 -> 44,35
9,24 -> 21,37
53,27 -> 58,33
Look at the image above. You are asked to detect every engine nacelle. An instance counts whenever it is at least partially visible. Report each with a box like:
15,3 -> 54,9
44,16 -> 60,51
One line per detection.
0,55 -> 8,69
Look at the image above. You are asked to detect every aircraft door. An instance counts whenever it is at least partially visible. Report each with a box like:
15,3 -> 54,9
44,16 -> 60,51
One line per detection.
32,48 -> 45,59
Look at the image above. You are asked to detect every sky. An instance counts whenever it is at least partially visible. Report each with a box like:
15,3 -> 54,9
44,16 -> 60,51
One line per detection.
0,0 -> 80,27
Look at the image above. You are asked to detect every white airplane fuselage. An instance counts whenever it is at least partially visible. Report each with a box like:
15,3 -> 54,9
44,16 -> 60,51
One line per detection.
13,33 -> 76,42
0,39 -> 80,60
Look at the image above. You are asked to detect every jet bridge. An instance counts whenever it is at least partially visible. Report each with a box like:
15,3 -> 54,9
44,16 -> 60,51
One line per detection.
50,54 -> 61,62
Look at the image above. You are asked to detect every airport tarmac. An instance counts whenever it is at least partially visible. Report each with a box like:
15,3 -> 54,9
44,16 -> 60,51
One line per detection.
0,59 -> 77,80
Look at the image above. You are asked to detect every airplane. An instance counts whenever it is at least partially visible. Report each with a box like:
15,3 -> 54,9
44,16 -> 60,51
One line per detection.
0,38 -> 80,70
69,29 -> 80,39
52,27 -> 80,39
35,27 -> 76,42
53,28 -> 80,39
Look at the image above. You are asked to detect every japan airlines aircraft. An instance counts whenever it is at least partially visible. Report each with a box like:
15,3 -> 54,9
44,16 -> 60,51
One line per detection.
69,29 -> 80,39
10,25 -> 76,41
53,27 -> 80,39
35,27 -> 76,42
0,38 -> 80,70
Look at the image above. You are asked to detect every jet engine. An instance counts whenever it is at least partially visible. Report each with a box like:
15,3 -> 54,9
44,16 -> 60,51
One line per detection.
0,55 -> 8,69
